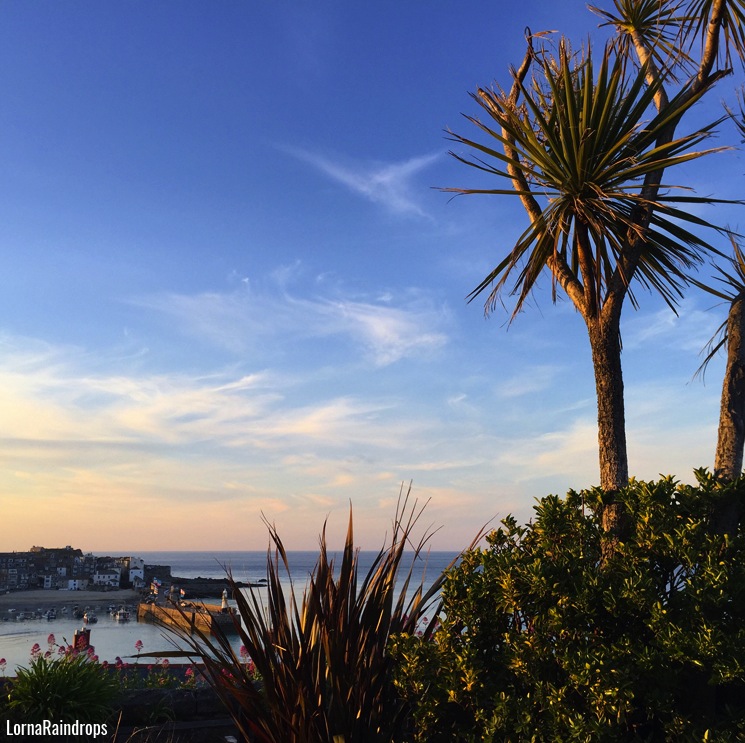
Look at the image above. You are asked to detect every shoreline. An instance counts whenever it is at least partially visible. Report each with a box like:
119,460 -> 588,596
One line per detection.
0,588 -> 140,611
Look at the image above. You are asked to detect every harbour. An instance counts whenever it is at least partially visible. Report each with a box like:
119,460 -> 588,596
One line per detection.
0,550 -> 457,673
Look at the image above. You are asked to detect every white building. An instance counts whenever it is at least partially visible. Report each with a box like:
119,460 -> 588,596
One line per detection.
41,574 -> 59,589
92,567 -> 121,588
128,556 -> 145,585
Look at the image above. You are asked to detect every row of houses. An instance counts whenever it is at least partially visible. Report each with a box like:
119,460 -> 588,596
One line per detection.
0,545 -> 146,592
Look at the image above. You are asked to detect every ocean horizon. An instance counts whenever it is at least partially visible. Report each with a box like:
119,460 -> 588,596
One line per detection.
134,549 -> 460,582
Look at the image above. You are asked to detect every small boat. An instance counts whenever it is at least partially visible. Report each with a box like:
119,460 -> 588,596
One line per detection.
83,611 -> 98,624
45,609 -> 57,621
114,608 -> 130,622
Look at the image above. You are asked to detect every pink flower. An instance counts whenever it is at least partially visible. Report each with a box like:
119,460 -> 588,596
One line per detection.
0,658 -> 6,671
161,659 -> 169,669
44,651 -> 52,659
58,646 -> 66,655
30,643 -> 41,657
134,639 -> 144,652
90,654 -> 99,663
47,633 -> 56,647
239,645 -> 249,659
102,660 -> 109,669
185,667 -> 194,678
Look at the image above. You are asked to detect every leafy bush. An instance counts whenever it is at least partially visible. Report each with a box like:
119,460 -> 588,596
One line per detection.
392,471 -> 745,742
7,651 -> 119,724
167,488 -> 451,743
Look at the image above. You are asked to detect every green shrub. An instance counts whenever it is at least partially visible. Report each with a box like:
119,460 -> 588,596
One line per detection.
166,488 -> 450,743
392,471 -> 745,742
8,651 -> 119,724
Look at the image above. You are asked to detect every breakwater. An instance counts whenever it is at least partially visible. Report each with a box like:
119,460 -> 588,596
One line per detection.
137,602 -> 238,635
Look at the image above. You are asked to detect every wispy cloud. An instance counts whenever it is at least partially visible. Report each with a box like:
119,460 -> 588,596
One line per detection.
623,298 -> 722,354
0,333 -> 479,549
496,419 -> 599,486
132,278 -> 449,366
497,364 -> 564,398
315,297 -> 448,365
281,146 -> 441,217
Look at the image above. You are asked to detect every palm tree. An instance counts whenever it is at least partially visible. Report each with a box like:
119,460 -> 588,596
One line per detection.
699,88 -> 745,490
446,1 -> 739,541
695,239 -> 745,487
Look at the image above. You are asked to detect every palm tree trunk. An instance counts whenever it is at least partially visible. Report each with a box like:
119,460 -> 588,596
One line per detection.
712,293 -> 745,535
587,313 -> 630,555
587,314 -> 629,492
715,293 -> 745,480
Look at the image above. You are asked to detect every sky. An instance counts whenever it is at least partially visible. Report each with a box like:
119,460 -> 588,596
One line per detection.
0,2 -> 743,553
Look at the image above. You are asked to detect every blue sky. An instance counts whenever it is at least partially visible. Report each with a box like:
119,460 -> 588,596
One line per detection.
0,2 -> 742,552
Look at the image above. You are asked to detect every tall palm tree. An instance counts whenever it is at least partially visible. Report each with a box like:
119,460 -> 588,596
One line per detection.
446,2 -> 738,541
695,240 -> 745,488
691,235 -> 745,535
698,86 -> 745,487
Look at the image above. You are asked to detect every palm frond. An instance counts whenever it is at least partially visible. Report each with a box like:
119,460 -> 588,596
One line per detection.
726,85 -> 745,141
681,0 -> 745,68
590,0 -> 693,78
447,39 -> 733,321
691,235 -> 745,379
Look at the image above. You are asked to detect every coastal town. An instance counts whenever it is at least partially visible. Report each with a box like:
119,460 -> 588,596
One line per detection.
0,545 -> 246,600
0,545 -> 151,594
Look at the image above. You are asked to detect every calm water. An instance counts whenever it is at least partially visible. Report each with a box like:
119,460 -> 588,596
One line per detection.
0,551 -> 457,673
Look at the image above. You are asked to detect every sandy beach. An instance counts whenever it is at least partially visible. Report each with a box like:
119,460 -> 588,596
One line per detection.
0,588 -> 140,612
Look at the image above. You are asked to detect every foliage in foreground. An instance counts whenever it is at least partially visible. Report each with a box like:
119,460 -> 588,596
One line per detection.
392,471 -> 745,742
167,489 -> 451,743
7,649 -> 119,724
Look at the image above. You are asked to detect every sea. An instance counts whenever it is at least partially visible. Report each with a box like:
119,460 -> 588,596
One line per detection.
0,550 -> 458,674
